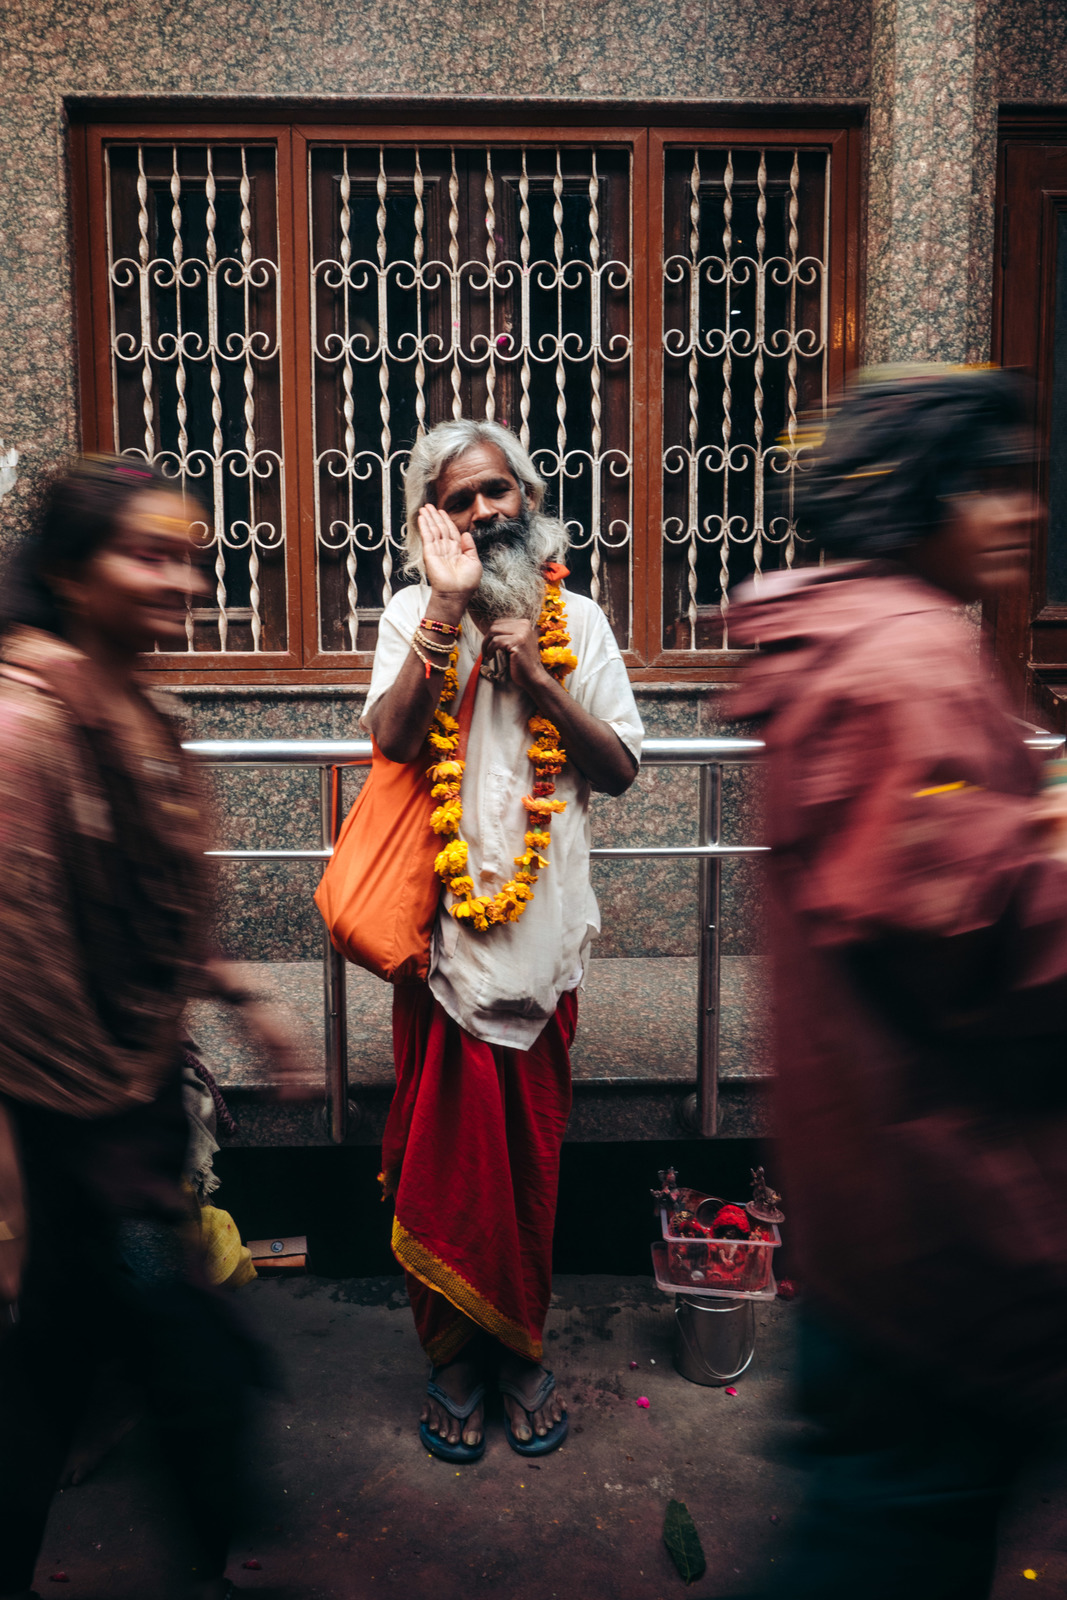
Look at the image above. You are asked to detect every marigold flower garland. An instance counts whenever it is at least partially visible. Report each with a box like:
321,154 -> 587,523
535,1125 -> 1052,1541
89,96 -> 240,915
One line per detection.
427,581 -> 578,932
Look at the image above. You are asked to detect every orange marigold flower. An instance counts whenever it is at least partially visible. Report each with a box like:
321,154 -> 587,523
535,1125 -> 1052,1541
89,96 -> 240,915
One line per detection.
524,829 -> 551,849
528,715 -> 559,737
523,795 -> 568,816
431,781 -> 462,801
529,747 -> 567,766
453,896 -> 494,931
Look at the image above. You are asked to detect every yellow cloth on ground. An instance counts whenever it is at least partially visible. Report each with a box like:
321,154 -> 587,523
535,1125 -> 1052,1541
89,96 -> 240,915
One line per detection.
199,1204 -> 257,1289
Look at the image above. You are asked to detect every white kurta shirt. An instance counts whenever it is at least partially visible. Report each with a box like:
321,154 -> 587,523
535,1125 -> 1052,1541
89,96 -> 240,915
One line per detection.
362,583 -> 644,1049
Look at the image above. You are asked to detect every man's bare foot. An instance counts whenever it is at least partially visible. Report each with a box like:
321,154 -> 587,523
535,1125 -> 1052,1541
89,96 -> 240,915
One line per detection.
420,1355 -> 485,1449
498,1353 -> 566,1443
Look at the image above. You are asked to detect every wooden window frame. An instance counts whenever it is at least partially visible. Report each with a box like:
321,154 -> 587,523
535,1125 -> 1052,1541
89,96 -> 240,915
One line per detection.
992,109 -> 1067,723
69,101 -> 864,687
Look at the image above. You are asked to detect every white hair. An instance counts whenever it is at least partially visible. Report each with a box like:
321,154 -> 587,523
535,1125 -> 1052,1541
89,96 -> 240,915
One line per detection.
402,418 -> 568,581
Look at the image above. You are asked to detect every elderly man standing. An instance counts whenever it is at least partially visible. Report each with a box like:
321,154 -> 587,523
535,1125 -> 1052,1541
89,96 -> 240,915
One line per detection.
362,419 -> 642,1463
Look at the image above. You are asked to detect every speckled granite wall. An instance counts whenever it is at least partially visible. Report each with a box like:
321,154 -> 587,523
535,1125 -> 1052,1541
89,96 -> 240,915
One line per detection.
864,0 -> 999,365
998,0 -> 1067,99
0,0 -> 870,541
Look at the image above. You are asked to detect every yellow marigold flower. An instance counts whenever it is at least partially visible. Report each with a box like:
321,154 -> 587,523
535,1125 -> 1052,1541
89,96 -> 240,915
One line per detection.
514,848 -> 550,870
427,729 -> 459,753
434,839 -> 468,877
435,712 -> 460,734
468,897 -> 493,930
514,870 -> 537,884
430,759 -> 464,781
529,746 -> 567,766
431,781 -> 462,800
528,715 -> 559,737
541,646 -> 578,673
430,800 -> 463,835
523,796 -> 568,816
448,875 -> 474,897
524,829 -> 551,849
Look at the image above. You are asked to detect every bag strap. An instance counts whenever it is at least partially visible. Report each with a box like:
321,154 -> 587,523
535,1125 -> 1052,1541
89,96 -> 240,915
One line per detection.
454,653 -> 482,761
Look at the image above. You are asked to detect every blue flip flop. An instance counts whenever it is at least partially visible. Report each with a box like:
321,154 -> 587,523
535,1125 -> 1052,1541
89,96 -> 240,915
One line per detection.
498,1367 -> 569,1457
419,1369 -> 487,1464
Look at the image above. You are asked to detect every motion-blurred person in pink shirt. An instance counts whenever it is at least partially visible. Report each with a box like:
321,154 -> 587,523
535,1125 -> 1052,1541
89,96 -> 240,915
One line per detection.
728,367 -> 1066,1600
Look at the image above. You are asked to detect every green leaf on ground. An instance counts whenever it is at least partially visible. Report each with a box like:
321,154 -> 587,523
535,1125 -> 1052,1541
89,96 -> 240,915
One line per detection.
663,1498 -> 706,1584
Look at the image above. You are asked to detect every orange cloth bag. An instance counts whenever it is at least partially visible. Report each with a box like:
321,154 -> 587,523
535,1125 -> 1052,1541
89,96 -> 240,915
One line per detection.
314,660 -> 480,983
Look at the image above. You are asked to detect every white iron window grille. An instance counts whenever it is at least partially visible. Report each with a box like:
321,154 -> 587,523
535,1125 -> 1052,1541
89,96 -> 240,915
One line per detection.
309,143 -> 633,653
82,123 -> 856,674
105,143 -> 287,653
661,148 -> 830,651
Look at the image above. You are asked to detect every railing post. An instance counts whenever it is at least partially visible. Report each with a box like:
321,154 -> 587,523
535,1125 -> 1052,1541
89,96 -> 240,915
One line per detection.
695,762 -> 722,1137
320,766 -> 349,1144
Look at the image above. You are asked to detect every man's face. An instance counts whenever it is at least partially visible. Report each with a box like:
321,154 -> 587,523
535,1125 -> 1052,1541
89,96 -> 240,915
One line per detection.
432,443 -> 526,554
908,478 -> 1036,604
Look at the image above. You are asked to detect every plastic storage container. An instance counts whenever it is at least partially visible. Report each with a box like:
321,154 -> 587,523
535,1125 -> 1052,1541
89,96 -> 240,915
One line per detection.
659,1188 -> 781,1294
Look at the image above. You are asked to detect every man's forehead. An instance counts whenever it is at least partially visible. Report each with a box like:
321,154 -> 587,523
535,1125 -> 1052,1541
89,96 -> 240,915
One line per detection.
434,443 -> 517,496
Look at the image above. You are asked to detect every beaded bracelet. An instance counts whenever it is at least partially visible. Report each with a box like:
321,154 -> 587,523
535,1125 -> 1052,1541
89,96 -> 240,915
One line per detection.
420,616 -> 462,638
410,632 -> 451,679
415,624 -> 455,649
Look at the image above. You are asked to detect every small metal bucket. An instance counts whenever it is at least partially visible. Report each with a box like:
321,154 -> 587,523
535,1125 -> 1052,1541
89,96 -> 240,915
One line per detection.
674,1293 -> 756,1386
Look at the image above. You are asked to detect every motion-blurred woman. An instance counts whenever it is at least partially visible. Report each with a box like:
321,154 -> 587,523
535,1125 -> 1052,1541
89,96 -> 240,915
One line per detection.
0,456 -> 286,1600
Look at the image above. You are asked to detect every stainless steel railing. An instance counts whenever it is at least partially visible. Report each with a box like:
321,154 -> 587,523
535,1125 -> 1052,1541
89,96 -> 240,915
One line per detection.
184,728 -> 1065,1142
183,736 -> 766,1141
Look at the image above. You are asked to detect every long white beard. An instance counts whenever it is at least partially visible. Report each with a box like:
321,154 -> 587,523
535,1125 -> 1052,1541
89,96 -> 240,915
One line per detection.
468,540 -> 546,625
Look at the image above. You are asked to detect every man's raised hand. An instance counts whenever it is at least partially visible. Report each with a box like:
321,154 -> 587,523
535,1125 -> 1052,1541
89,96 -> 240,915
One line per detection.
419,504 -> 482,612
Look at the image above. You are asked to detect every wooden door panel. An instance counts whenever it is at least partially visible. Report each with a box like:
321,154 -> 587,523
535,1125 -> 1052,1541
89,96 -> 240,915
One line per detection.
995,134 -> 1067,720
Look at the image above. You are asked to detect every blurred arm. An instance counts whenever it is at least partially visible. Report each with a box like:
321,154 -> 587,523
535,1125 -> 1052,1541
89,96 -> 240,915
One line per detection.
0,1102 -> 26,1303
0,707 -> 178,1116
781,687 -> 1067,1041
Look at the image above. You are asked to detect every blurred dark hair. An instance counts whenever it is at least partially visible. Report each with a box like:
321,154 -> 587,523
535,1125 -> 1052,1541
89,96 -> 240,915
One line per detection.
799,366 -> 1031,559
2,454 -> 187,639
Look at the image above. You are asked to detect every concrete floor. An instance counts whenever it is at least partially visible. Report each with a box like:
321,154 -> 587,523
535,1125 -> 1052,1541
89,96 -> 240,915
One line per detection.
32,1276 -> 1067,1600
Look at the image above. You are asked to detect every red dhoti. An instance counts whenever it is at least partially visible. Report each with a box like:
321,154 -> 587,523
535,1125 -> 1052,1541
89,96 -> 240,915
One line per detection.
382,981 -> 576,1368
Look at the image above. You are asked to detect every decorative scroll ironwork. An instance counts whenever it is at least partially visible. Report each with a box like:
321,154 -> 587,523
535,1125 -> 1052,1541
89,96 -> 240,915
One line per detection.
309,143 -> 633,653
662,148 -> 830,650
105,143 -> 286,653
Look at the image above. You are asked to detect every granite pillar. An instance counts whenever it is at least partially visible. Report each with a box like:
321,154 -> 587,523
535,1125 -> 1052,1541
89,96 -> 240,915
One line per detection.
865,0 -> 999,365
